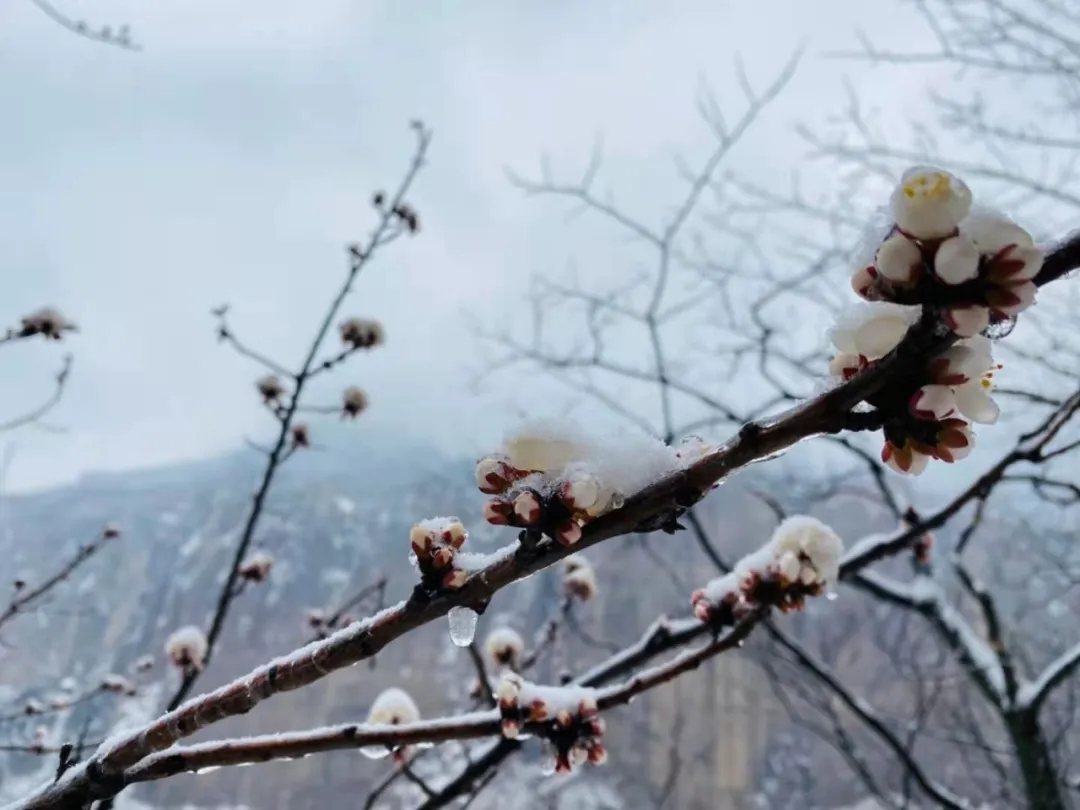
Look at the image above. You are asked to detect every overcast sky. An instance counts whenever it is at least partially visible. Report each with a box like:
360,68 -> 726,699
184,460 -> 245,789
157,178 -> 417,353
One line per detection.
0,0 -> 969,492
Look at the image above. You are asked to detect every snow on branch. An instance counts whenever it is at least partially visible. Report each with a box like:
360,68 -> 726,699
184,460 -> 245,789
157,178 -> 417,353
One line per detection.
9,165 -> 1080,810
1016,642 -> 1080,714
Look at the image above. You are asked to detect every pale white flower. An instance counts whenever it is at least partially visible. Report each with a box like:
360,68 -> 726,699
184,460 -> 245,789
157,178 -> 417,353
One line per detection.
943,304 -> 991,338
928,335 -> 994,386
890,166 -> 972,240
875,233 -> 923,284
484,627 -> 525,670
949,342 -> 1001,425
165,625 -> 208,672
933,234 -> 981,285
366,687 -> 420,726
830,303 -> 922,361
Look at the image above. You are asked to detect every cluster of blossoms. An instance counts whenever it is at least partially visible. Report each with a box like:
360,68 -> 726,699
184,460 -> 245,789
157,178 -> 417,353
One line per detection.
238,551 -> 274,583
409,517 -> 481,590
691,516 -> 844,625
363,687 -> 421,763
484,626 -> 526,672
852,166 -> 1043,333
164,625 -> 209,674
496,673 -> 607,773
833,166 -> 1036,475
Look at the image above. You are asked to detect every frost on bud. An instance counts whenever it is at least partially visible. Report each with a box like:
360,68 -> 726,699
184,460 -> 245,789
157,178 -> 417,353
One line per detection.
338,317 -> 385,350
933,234 -> 980,285
475,454 -> 517,495
256,374 -> 285,404
889,166 -> 972,240
875,233 -> 923,284
165,625 -> 208,673
290,423 -> 310,449
238,551 -> 274,583
102,522 -> 121,540
18,306 -> 77,341
100,674 -> 137,696
482,497 -> 513,525
341,386 -> 369,419
513,490 -> 543,525
909,385 -> 957,421
484,626 -> 526,670
562,555 -> 597,601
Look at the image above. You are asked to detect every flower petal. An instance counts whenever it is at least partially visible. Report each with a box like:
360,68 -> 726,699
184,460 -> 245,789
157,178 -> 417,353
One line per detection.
954,383 -> 1000,425
910,385 -> 957,421
876,234 -> 923,284
934,234 -> 980,285
943,305 -> 990,338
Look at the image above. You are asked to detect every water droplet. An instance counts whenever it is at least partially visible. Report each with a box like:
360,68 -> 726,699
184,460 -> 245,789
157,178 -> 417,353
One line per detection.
360,745 -> 391,760
447,606 -> 478,647
539,739 -> 558,775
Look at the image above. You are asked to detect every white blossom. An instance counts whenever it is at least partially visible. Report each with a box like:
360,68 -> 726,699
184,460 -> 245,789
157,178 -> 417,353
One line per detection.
484,627 -> 525,670
165,625 -> 208,672
764,516 -> 844,590
889,166 -> 972,240
367,687 -> 420,726
830,302 -> 922,361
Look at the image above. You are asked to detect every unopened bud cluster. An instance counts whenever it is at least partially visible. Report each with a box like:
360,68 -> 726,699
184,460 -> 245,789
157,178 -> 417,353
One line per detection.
496,673 -> 607,772
691,516 -> 844,625
409,517 -> 471,590
476,454 -> 617,547
853,166 -> 1043,335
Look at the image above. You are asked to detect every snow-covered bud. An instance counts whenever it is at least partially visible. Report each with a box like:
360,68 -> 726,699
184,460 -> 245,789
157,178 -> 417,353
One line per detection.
482,497 -> 513,525
165,625 -> 208,673
875,233 -> 923,284
475,454 -> 516,494
513,490 -> 543,525
338,317 -> 384,350
933,233 -> 980,285
942,304 -> 991,338
18,306 -> 77,340
134,655 -> 154,673
290,423 -> 310,448
238,551 -> 274,583
100,674 -> 136,696
24,699 -> 44,716
256,374 -> 285,403
366,687 -> 420,727
909,385 -> 957,421
562,555 -> 597,601
102,522 -> 121,540
485,627 -> 525,670
554,520 -> 583,547
305,608 -> 326,628
768,516 -> 844,591
341,386 -> 369,419
890,166 -> 972,240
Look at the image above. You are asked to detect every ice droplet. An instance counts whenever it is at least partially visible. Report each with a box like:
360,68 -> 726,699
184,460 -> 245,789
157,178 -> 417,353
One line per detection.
360,745 -> 391,760
539,739 -> 558,775
448,606 -> 478,647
